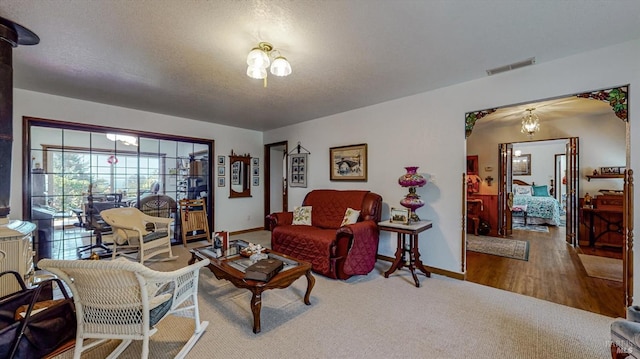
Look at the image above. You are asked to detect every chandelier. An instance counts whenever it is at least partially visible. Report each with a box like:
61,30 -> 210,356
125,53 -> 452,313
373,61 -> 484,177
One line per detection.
246,42 -> 292,87
521,108 -> 540,138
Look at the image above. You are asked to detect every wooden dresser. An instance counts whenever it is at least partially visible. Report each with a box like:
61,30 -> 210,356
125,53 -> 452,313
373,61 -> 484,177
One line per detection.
579,194 -> 624,248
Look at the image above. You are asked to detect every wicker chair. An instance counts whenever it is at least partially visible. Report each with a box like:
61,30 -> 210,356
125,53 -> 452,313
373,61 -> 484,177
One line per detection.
37,257 -> 210,359
138,194 -> 177,219
100,207 -> 177,264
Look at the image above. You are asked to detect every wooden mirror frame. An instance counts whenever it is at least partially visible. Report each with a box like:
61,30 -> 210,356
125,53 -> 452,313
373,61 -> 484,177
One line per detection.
229,154 -> 251,198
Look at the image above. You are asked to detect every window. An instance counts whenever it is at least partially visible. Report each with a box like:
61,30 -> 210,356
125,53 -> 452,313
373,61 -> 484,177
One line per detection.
24,117 -> 214,261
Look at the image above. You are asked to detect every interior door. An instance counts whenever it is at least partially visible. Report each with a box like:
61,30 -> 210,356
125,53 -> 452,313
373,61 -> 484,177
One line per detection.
263,141 -> 288,229
497,143 -> 513,236
565,137 -> 579,246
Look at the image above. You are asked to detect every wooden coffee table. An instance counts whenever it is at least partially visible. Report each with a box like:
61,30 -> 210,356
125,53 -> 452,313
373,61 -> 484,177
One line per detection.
189,242 -> 315,333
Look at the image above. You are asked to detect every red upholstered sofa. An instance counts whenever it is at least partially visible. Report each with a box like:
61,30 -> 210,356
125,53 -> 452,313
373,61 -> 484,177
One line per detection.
266,189 -> 382,279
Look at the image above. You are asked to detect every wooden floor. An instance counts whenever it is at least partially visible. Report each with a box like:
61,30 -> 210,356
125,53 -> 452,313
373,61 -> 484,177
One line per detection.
465,225 -> 624,318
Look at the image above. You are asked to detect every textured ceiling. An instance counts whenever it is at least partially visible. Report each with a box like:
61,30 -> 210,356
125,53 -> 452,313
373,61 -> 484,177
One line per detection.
1,1 -> 640,131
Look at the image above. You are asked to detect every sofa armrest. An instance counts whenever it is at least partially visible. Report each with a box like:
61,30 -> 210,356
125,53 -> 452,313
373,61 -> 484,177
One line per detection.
337,220 -> 378,238
266,211 -> 293,231
336,220 -> 380,253
337,220 -> 380,276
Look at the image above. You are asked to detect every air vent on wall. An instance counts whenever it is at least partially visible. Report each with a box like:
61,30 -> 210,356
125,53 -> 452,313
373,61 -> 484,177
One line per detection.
486,57 -> 536,76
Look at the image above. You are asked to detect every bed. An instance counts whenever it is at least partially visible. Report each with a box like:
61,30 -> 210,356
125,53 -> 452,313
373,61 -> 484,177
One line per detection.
512,180 -> 561,226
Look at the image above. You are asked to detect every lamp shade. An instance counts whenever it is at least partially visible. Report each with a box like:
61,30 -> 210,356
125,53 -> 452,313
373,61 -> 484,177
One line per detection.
270,56 -> 292,77
398,166 -> 427,187
246,65 -> 267,79
246,47 -> 270,68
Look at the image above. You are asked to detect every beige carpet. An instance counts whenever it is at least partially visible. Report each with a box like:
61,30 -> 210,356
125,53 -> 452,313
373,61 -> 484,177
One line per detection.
578,253 -> 623,282
54,231 -> 615,359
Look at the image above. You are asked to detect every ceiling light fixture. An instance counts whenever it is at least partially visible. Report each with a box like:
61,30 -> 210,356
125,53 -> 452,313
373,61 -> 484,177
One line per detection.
246,42 -> 291,87
521,108 -> 540,138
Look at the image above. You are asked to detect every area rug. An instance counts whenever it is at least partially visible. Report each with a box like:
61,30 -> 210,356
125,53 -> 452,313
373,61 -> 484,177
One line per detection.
513,223 -> 549,233
467,235 -> 529,261
578,253 -> 623,282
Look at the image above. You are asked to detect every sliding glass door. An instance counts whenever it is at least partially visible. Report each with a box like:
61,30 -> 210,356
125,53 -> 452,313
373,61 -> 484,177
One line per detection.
23,117 -> 214,261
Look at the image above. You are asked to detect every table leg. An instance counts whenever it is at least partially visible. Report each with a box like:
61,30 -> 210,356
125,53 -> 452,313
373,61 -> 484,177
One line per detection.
250,289 -> 262,334
303,270 -> 315,305
403,234 -> 420,287
412,234 -> 431,280
384,233 -> 405,278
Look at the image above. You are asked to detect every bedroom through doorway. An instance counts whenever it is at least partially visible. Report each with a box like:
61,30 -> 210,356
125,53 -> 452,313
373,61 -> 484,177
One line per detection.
463,86 -> 630,317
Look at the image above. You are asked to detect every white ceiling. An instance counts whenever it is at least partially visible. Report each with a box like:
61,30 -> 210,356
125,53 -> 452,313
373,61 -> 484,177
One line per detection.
2,1 -> 639,131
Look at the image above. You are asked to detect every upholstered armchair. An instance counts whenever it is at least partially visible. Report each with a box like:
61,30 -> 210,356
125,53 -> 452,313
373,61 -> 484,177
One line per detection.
100,207 -> 177,264
37,257 -> 210,359
268,189 -> 382,280
611,306 -> 640,358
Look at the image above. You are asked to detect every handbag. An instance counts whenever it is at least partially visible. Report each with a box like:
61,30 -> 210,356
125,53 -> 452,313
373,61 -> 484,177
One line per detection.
0,271 -> 76,359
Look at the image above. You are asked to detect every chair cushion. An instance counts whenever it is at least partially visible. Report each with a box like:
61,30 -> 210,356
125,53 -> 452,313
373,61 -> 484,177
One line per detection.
148,282 -> 175,327
271,225 -> 336,276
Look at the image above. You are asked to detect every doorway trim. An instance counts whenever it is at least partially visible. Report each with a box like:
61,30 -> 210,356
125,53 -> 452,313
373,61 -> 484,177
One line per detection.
463,86 -> 633,311
263,141 -> 288,229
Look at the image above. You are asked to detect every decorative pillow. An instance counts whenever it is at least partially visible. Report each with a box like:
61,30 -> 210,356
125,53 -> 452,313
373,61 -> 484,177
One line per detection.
532,185 -> 549,197
292,206 -> 312,225
340,207 -> 361,226
513,185 -> 533,196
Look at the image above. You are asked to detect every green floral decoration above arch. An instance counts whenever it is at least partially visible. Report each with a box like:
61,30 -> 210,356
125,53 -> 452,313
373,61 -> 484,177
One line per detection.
576,86 -> 628,121
465,109 -> 497,138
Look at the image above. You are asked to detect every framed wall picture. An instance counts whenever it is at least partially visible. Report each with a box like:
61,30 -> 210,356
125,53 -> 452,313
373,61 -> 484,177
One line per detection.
252,176 -> 259,186
217,155 -> 225,165
217,166 -> 225,176
512,154 -> 531,176
466,155 -> 478,175
290,153 -> 308,187
329,143 -> 367,181
252,158 -> 259,167
218,177 -> 225,187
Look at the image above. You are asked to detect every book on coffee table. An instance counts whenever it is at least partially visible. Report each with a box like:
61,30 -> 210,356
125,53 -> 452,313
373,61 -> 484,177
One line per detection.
244,258 -> 284,282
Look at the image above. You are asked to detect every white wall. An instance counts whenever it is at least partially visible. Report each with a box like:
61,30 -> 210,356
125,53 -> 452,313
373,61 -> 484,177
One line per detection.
264,38 -> 640,287
11,89 -> 264,233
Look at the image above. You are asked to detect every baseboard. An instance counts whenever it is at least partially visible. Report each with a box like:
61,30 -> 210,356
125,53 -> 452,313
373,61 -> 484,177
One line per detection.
376,254 -> 465,280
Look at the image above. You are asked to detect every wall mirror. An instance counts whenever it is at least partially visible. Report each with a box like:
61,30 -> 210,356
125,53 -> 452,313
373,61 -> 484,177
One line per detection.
229,154 -> 251,198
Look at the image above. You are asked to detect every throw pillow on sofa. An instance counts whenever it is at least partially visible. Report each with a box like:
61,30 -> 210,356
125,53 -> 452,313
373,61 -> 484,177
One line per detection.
293,206 -> 312,225
341,207 -> 361,226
